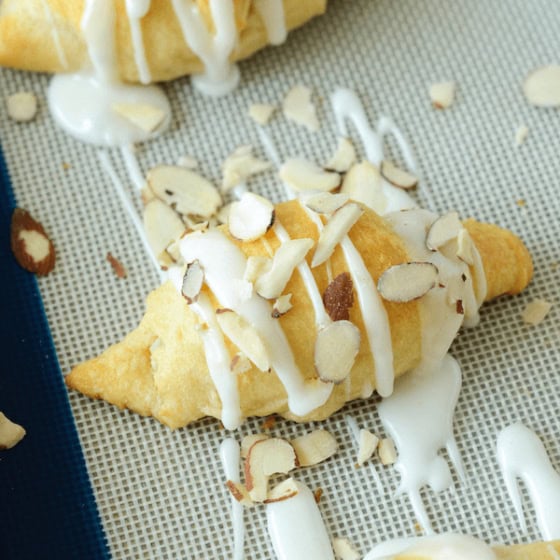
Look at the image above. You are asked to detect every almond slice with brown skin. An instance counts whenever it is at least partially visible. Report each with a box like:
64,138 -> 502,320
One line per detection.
323,272 -> 354,321
291,430 -> 338,467
245,438 -> 298,502
216,309 -> 270,372
225,480 -> 254,507
147,165 -> 221,219
181,260 -> 204,303
279,158 -> 341,193
340,162 -> 387,215
221,146 -> 272,193
380,161 -> 418,190
303,192 -> 350,215
456,228 -> 475,265
523,65 -> 560,107
241,434 -> 270,458
228,192 -> 275,242
312,202 -> 364,268
378,262 -> 439,302
264,477 -> 299,504
255,238 -> 314,299
271,293 -> 293,318
0,412 -> 26,450
426,211 -> 463,251
325,137 -> 356,173
315,320 -> 361,384
357,429 -> 379,466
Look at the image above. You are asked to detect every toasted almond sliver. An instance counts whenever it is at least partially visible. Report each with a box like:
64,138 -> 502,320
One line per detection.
244,255 -> 272,284
325,137 -> 356,173
378,262 -> 439,302
221,146 -> 272,193
426,212 -> 463,251
241,433 -> 270,458
225,480 -> 254,507
228,192 -> 275,242
303,192 -> 350,215
248,103 -> 276,125
112,102 -> 166,132
341,161 -> 387,215
523,65 -> 560,107
378,437 -> 397,465
521,299 -> 552,325
333,537 -> 360,560
290,429 -> 338,467
143,199 -> 186,266
312,202 -> 363,268
6,92 -> 37,122
357,429 -> 379,466
230,352 -> 252,375
380,161 -> 418,190
430,81 -> 456,109
0,412 -> 26,450
181,260 -> 204,303
282,85 -> 319,131
280,158 -> 341,193
265,477 -> 299,503
456,228 -> 475,265
272,293 -> 293,318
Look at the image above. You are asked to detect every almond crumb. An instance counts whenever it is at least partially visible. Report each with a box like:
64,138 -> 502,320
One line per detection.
378,437 -> 398,465
106,252 -> 127,278
313,487 -> 323,503
261,416 -> 277,431
357,429 -> 379,466
515,125 -> 529,146
6,91 -> 38,122
282,85 -> 319,131
333,537 -> 360,560
522,299 -> 552,325
429,81 -> 456,109
248,103 -> 276,125
0,412 -> 26,450
523,65 -> 560,107
516,199 -> 526,207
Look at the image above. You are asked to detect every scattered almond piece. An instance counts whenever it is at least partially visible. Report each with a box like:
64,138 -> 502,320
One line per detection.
244,255 -> 272,284
303,192 -> 350,215
515,125 -> 529,146
357,429 -> 379,466
0,412 -> 26,450
378,262 -> 439,302
221,146 -> 272,193
279,158 -> 341,193
325,137 -> 356,172
10,208 -> 56,275
248,103 -> 276,125
261,416 -> 277,431
228,192 -> 275,242
245,438 -> 298,502
230,352 -> 252,375
272,293 -> 293,318
523,65 -> 560,107
241,434 -> 270,458
315,321 -> 361,384
181,260 -> 204,303
333,537 -> 360,560
106,252 -> 127,279
522,299 -> 552,326
426,212 -> 463,251
430,81 -> 456,109
312,202 -> 364,268
341,161 -> 387,214
323,272 -> 354,321
112,102 -> 166,132
265,477 -> 299,504
456,229 -> 475,266
282,85 -> 319,131
291,429 -> 338,467
216,202 -> 234,225
313,487 -> 324,503
176,154 -> 199,169
225,480 -> 253,506
380,161 -> 418,190
378,437 -> 397,465
255,238 -> 314,299
6,91 -> 38,122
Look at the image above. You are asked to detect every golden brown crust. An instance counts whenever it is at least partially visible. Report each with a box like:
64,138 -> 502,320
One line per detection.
493,540 -> 560,560
0,0 -> 327,82
65,200 -> 533,429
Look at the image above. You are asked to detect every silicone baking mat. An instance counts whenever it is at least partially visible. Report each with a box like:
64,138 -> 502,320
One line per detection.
1,0 -> 559,558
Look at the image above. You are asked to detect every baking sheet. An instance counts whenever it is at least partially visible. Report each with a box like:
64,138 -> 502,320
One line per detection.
1,0 -> 559,558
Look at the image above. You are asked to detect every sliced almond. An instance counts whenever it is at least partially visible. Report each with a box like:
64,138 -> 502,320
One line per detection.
221,146 -> 272,193
515,125 -> 529,146
272,293 -> 293,318
282,85 -> 319,131
10,208 -> 55,275
377,262 -> 439,302
216,309 -> 270,372
265,477 -> 299,504
244,255 -> 272,284
456,228 -> 475,265
0,412 -> 26,450
279,158 -> 341,193
225,480 -> 253,507
323,272 -> 354,321
341,162 -> 387,214
357,429 -> 379,466
325,137 -> 357,173
312,202 -> 363,268
112,102 -> 166,132
143,199 -> 186,267
216,203 -> 234,225
303,192 -> 350,215
230,352 -> 252,375
380,161 -> 418,190
314,321 -> 361,383
333,537 -> 360,560
426,212 -> 463,251
244,438 -> 297,502
255,238 -> 314,299
6,92 -> 37,122
176,154 -> 199,169
241,434 -> 270,458
523,65 -> 560,107
522,299 -> 552,326
290,429 -> 338,467
181,260 -> 204,303
147,165 -> 221,219
106,252 -> 127,279
248,103 -> 276,125
430,81 -> 456,109
378,437 -> 397,465
228,193 -> 275,242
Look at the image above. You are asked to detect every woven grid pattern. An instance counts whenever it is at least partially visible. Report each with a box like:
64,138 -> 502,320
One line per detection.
1,0 -> 560,557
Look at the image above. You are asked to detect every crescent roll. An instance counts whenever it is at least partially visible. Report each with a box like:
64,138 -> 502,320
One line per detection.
0,0 -> 327,82
65,199 -> 533,429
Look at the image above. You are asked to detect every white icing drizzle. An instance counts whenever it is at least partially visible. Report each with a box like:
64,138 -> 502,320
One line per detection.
497,423 -> 560,540
219,438 -> 245,560
363,533 -> 496,560
266,481 -> 335,560
378,354 -> 466,534
178,230 -> 333,417
171,0 -> 240,96
345,415 -> 382,491
125,0 -> 152,84
121,144 -> 147,191
255,0 -> 287,45
40,0 -> 68,69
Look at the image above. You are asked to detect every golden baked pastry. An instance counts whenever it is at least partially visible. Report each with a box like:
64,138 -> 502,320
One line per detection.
66,199 -> 533,429
494,541 -> 560,560
0,0 -> 327,82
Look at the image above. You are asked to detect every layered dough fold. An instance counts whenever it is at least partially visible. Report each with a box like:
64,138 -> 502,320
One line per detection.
0,0 -> 327,82
65,201 -> 533,429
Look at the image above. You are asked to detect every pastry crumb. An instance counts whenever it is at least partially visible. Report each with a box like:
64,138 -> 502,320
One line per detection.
106,252 -> 127,278
261,415 -> 276,431
522,299 -> 552,325
516,199 -> 526,207
515,125 -> 529,146
313,487 -> 323,503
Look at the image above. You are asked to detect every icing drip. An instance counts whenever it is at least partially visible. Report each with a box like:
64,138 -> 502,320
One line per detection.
266,481 -> 335,560
255,0 -> 287,45
126,0 -> 152,84
378,354 -> 466,534
40,0 -> 68,69
178,230 -> 333,417
497,423 -> 560,540
363,533 -> 496,560
120,144 -> 147,191
220,438 -> 245,560
171,0 -> 240,96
